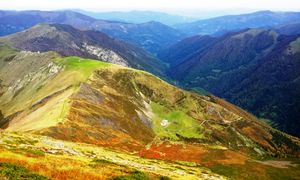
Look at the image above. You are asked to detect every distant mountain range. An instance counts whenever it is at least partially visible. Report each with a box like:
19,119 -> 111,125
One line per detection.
73,10 -> 196,26
0,10 -> 185,54
0,23 -> 165,75
160,27 -> 300,137
176,11 -> 300,36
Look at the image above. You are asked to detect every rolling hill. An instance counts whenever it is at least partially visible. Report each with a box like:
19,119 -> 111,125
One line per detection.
0,10 -> 185,54
0,45 -> 300,179
0,23 -> 165,76
176,10 -> 300,36
161,28 -> 300,138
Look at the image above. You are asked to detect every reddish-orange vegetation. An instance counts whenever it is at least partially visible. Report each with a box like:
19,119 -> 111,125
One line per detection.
199,148 -> 249,166
139,142 -> 249,167
0,148 -> 131,180
139,143 -> 207,163
0,157 -> 108,180
44,124 -> 145,152
241,126 -> 274,151
214,150 -> 248,165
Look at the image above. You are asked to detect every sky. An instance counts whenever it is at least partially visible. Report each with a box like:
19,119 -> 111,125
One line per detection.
1,0 -> 300,17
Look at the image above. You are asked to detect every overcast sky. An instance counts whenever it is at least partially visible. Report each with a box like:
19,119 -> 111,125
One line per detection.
1,0 -> 300,16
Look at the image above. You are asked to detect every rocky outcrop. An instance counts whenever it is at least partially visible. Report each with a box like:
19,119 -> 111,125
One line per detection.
82,43 -> 129,66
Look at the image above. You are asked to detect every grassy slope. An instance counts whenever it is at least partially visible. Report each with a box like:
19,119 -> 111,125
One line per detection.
1,55 -> 113,131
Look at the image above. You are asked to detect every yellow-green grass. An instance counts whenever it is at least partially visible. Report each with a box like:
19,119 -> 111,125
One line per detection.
55,56 -> 112,79
0,45 -> 17,61
0,45 -> 17,65
6,89 -> 72,131
151,102 -> 204,140
0,162 -> 48,180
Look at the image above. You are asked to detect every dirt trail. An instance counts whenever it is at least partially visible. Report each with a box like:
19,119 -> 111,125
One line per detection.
258,160 -> 298,168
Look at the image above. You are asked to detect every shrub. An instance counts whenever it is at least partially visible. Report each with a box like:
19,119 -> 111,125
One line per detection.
0,162 -> 49,180
113,170 -> 150,180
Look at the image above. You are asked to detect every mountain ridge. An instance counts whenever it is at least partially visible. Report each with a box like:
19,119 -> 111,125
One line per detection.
176,10 -> 300,36
0,10 -> 185,54
73,9 -> 196,26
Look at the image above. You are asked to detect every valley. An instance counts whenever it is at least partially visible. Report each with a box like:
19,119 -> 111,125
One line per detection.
160,27 -> 300,138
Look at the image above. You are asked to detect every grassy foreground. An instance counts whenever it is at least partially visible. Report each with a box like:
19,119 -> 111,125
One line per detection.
0,131 -> 224,180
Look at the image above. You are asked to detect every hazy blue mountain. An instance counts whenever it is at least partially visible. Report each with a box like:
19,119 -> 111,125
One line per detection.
73,10 -> 196,26
0,10 -> 111,36
176,10 -> 300,36
99,21 -> 185,55
275,23 -> 300,35
0,10 -> 185,54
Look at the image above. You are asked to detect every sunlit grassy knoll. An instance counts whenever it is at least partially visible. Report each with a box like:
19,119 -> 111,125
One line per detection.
55,56 -> 113,77
6,89 -> 72,131
3,56 -> 116,132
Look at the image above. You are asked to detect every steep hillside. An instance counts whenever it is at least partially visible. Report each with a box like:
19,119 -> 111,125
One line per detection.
176,10 -> 300,36
158,35 -> 217,66
0,46 -> 300,179
163,28 -> 300,138
0,10 -> 185,54
0,23 -> 165,76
